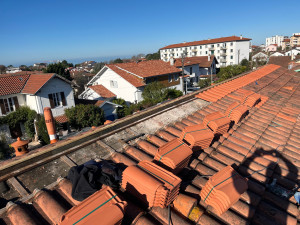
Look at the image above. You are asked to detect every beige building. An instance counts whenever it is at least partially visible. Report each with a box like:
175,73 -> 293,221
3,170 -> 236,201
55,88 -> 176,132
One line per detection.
282,38 -> 290,50
290,33 -> 300,48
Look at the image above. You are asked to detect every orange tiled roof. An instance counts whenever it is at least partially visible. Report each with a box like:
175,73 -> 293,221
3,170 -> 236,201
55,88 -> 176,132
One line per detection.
107,64 -> 145,87
3,64 -> 300,225
89,85 -> 116,98
108,60 -> 181,78
283,38 -> 290,42
268,56 -> 300,69
173,56 -> 216,68
94,100 -> 105,107
0,74 -> 30,96
54,114 -> 68,124
160,36 -> 251,50
22,73 -> 55,94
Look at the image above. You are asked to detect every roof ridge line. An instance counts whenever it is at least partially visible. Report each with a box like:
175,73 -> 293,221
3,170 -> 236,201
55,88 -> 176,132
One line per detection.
20,73 -> 33,94
114,65 -> 144,79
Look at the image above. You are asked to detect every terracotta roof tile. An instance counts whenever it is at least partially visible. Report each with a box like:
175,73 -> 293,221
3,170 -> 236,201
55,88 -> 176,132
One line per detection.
268,56 -> 300,68
108,60 -> 181,79
173,56 -> 216,68
106,65 -> 145,87
89,84 -> 116,98
160,36 -> 251,50
21,73 -> 55,94
54,114 -> 69,124
2,64 -> 300,225
0,74 -> 30,96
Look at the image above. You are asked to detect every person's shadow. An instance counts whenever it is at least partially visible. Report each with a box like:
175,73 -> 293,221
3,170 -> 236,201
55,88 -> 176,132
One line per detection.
231,147 -> 299,225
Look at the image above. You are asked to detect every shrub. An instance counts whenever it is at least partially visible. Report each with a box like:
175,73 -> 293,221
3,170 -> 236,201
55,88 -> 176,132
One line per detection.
0,106 -> 37,138
36,115 -> 50,145
112,98 -> 128,119
0,134 -> 12,159
65,104 -> 105,130
198,78 -> 211,89
165,88 -> 183,99
142,82 -> 167,104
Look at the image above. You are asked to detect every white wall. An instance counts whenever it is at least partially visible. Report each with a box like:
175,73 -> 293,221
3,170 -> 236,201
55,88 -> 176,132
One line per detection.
35,78 -> 75,117
101,103 -> 118,120
0,94 -> 26,117
80,88 -> 101,100
90,67 -> 139,103
161,40 -> 250,67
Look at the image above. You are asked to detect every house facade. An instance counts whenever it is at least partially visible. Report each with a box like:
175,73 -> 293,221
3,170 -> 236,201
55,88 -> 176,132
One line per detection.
80,60 -> 182,104
265,44 -> 277,52
173,56 -> 217,84
285,49 -> 300,56
252,52 -> 268,62
160,36 -> 251,67
282,38 -> 290,50
0,73 -> 75,143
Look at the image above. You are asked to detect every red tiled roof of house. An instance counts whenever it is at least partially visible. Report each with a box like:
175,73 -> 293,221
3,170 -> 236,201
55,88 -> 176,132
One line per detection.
160,36 -> 252,50
0,74 -> 30,96
283,38 -> 290,42
22,73 -> 55,94
54,114 -> 69,124
268,55 -> 300,68
109,60 -> 181,78
89,85 -> 116,98
107,65 -> 145,87
173,56 -> 216,68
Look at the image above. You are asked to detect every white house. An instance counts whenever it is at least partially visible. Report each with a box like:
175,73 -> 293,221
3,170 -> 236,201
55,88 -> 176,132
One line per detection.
79,60 -> 182,104
0,73 -> 75,143
270,52 -> 284,57
285,49 -> 300,56
5,67 -> 22,74
160,35 -> 251,67
252,52 -> 268,62
172,56 -> 218,84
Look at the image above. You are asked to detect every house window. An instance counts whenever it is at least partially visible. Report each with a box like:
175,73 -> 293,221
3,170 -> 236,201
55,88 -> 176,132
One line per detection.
218,50 -> 220,53
211,44 -> 214,48
205,51 -> 208,54
48,92 -> 67,109
110,80 -> 118,88
168,74 -> 173,82
231,56 -> 233,59
231,49 -> 233,52
217,44 -> 220,47
200,46 -> 202,49
174,74 -> 179,81
190,67 -> 193,74
230,42 -> 233,46
230,62 -> 233,65
0,97 -> 19,115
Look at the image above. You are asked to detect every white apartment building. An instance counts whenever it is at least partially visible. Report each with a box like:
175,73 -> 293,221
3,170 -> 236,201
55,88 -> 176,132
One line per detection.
160,36 -> 251,67
265,35 -> 288,47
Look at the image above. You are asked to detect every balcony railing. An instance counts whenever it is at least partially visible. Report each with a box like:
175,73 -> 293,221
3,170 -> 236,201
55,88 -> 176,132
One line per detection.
209,47 -> 215,50
192,49 -> 198,52
220,46 -> 227,49
220,52 -> 227,56
220,59 -> 226,63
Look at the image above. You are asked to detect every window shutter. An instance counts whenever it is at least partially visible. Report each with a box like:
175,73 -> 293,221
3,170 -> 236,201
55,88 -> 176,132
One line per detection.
13,97 -> 19,109
60,92 -> 67,106
0,99 -> 6,115
48,94 -> 55,108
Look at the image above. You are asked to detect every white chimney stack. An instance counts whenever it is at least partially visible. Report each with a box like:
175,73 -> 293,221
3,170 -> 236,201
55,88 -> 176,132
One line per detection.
240,35 -> 243,39
170,57 -> 174,66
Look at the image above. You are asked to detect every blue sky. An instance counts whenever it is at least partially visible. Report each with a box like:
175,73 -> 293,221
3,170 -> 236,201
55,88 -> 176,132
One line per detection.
1,0 -> 299,66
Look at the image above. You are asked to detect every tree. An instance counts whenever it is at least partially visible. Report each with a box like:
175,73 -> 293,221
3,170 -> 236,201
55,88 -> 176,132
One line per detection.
0,65 -> 6,73
92,62 -> 105,74
240,59 -> 250,70
20,65 -> 31,71
72,73 -> 90,97
146,51 -> 160,60
61,60 -> 73,68
113,58 -> 123,64
65,104 -> 105,130
112,98 -> 128,118
216,65 -> 248,83
44,62 -> 71,80
36,115 -> 50,145
142,81 -> 167,104
165,88 -> 183,99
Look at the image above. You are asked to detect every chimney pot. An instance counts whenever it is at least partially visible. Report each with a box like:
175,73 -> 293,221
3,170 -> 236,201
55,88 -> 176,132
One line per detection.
240,35 -> 243,39
170,57 -> 174,66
